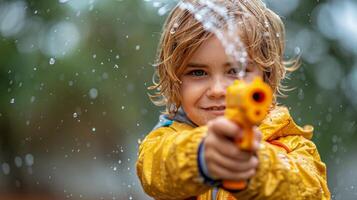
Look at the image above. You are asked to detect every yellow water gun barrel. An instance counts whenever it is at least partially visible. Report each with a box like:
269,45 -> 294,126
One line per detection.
223,77 -> 273,190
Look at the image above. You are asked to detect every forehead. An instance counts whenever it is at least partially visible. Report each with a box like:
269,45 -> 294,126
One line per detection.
188,35 -> 229,63
188,34 -> 246,65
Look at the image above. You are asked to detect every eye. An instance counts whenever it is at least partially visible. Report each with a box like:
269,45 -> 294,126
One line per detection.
187,69 -> 207,77
228,67 -> 250,75
228,68 -> 239,75
227,67 -> 253,77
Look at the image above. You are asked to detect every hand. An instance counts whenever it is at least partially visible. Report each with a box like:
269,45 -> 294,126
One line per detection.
204,116 -> 261,182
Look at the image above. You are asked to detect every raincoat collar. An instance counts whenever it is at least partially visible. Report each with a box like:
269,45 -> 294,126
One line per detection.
153,107 -> 197,130
172,107 -> 198,128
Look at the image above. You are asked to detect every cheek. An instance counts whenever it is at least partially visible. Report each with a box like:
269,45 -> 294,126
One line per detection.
180,80 -> 207,110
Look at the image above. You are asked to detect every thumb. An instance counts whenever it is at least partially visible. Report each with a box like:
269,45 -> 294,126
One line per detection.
252,126 -> 262,152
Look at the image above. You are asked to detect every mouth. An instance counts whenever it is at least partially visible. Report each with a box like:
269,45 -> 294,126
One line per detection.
202,106 -> 226,115
203,106 -> 226,111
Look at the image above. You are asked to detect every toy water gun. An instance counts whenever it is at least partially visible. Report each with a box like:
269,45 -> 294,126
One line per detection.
223,77 -> 273,190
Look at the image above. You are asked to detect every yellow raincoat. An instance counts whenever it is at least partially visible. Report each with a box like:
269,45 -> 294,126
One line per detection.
136,106 -> 330,199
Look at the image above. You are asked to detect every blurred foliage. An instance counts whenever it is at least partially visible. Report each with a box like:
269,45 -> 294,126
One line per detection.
0,0 -> 356,199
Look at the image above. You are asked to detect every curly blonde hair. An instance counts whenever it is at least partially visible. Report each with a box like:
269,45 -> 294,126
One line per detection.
148,0 -> 299,116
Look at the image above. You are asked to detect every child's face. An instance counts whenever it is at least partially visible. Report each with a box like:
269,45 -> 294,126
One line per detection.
180,35 -> 263,126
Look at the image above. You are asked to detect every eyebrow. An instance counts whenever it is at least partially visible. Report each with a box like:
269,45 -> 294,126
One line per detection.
186,63 -> 208,68
186,62 -> 234,68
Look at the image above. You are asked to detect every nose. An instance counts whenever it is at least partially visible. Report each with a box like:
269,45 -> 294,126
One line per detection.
207,77 -> 227,99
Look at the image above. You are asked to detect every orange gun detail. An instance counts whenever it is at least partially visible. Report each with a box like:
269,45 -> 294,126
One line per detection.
223,77 -> 273,190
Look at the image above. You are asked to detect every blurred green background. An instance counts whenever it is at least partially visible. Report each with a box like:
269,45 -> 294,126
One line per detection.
0,0 -> 356,199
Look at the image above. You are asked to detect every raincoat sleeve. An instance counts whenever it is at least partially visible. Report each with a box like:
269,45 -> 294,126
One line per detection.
136,125 -> 210,199
232,135 -> 330,200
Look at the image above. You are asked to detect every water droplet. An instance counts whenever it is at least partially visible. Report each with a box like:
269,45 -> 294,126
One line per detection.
115,55 -> 120,59
10,98 -> 15,104
118,160 -> 122,164
59,0 -> 70,3
89,88 -> 98,99
298,88 -> 304,100
25,154 -> 34,166
135,45 -> 140,50
113,166 -> 117,171
102,72 -> 109,79
170,22 -> 179,34
153,2 -> 162,7
14,157 -> 23,168
238,70 -> 245,78
114,64 -> 119,69
49,58 -> 56,65
92,127 -> 96,132
264,20 -> 269,28
30,96 -> 36,103
121,106 -> 125,110
73,112 -> 78,118
2,162 -> 11,175
92,54 -> 96,59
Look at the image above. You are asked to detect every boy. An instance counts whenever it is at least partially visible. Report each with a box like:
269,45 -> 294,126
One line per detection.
136,0 -> 330,199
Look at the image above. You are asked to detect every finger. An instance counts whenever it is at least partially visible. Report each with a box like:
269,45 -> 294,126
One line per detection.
208,117 -> 242,139
205,134 -> 255,161
205,133 -> 240,159
214,142 -> 254,161
252,126 -> 262,152
233,156 -> 259,172
208,162 -> 256,181
230,168 -> 257,181
207,148 -> 259,172
254,126 -> 262,141
206,150 -> 240,172
206,132 -> 255,161
252,140 -> 261,152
